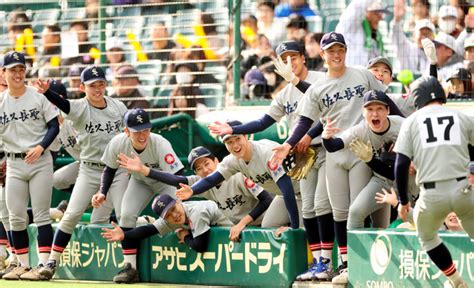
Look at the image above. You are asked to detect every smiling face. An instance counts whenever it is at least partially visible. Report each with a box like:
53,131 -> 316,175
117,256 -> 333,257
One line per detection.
125,127 -> 151,151
321,44 -> 346,72
224,135 -> 251,161
363,103 -> 390,133
4,65 -> 26,91
369,63 -> 392,85
280,51 -> 306,78
193,157 -> 219,178
80,80 -> 107,106
164,202 -> 186,225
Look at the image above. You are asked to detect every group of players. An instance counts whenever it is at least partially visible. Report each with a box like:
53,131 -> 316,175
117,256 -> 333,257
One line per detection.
0,29 -> 472,287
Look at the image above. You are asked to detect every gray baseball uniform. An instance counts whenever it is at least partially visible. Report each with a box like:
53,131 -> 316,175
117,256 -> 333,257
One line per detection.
298,67 -> 386,221
101,133 -> 183,228
339,115 -> 404,229
267,71 -> 330,218
153,201 -> 233,238
187,173 -> 265,225
394,105 -> 474,251
216,139 -> 302,227
58,97 -> 129,233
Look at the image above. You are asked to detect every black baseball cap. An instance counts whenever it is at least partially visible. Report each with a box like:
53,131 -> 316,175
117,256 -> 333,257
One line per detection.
80,65 -> 106,85
152,194 -> 176,218
367,56 -> 393,75
363,90 -> 389,107
48,79 -> 68,99
188,146 -> 213,170
220,120 -> 243,142
275,41 -> 304,57
320,32 -> 346,50
123,108 -> 152,132
3,51 -> 26,69
446,68 -> 471,82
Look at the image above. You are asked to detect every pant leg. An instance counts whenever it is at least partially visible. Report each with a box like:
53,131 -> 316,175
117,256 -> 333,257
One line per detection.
314,162 -> 331,216
5,159 -> 30,231
347,156 -> 372,205
59,164 -> 101,234
299,165 -> 318,219
451,179 -> 474,239
29,154 -> 54,227
261,196 -> 289,228
119,178 -> 155,229
53,161 -> 79,190
325,152 -> 350,222
0,185 -> 10,231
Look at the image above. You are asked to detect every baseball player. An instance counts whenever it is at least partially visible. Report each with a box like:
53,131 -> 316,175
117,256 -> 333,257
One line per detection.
90,108 -> 184,284
0,51 -> 60,280
101,194 -> 233,252
34,66 -> 129,281
394,76 -> 474,288
176,122 -> 300,235
209,41 -> 334,281
321,90 -> 404,231
270,32 -> 386,283
117,145 -> 274,238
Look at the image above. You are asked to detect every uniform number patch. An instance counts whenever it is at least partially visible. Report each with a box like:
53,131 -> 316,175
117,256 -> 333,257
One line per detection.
418,113 -> 461,148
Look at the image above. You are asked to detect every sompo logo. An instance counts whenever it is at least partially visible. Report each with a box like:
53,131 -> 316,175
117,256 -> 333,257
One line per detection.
370,233 -> 392,275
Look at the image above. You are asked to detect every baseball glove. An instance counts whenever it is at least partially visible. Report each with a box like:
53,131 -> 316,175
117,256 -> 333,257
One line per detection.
348,138 -> 373,162
282,146 -> 318,180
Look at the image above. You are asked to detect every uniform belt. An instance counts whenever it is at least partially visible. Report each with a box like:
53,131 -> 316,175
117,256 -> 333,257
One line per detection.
6,152 -> 28,159
0,152 -> 4,159
310,143 -> 322,148
423,177 -> 466,189
81,161 -> 106,168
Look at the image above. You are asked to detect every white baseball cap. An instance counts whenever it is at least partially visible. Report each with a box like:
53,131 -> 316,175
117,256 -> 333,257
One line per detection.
464,36 -> 474,50
434,32 -> 457,53
438,5 -> 458,19
105,37 -> 123,51
414,19 -> 435,32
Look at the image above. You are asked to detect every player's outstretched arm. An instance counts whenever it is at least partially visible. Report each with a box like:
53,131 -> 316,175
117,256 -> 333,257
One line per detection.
395,153 -> 411,221
276,175 -> 299,229
103,222 -> 160,241
176,171 -> 225,200
35,79 -> 71,114
98,166 -> 118,199
182,230 -> 210,253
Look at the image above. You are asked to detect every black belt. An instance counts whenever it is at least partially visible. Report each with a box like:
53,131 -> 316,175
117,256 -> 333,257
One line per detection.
6,152 -> 27,159
81,161 -> 105,168
423,177 -> 466,189
0,152 -> 4,159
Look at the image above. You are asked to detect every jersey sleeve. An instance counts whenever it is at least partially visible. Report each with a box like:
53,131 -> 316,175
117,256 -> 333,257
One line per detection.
157,137 -> 184,174
263,144 -> 287,182
297,86 -> 321,122
340,121 -> 364,147
65,99 -> 87,123
393,117 -> 414,158
152,218 -> 176,236
266,92 -> 285,122
186,175 -> 201,185
239,176 -> 263,198
365,69 -> 387,92
101,135 -> 121,168
216,155 -> 240,180
41,95 -> 60,122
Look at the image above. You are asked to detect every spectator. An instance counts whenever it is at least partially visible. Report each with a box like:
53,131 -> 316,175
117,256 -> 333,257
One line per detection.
105,37 -> 127,81
186,45 -> 220,84
403,0 -> 430,33
6,10 -> 32,50
63,20 -> 97,66
67,64 -> 84,99
32,24 -> 62,78
465,36 -> 474,88
243,68 -> 273,99
393,0 -> 436,74
111,64 -> 150,109
438,5 -> 462,38
260,61 -> 285,96
240,35 -> 275,78
443,212 -> 464,232
336,0 -> 389,67
304,32 -> 325,71
169,63 -> 208,119
286,14 -> 308,43
445,67 -> 472,99
256,0 -> 286,47
241,15 -> 259,49
147,22 -> 176,61
275,0 -> 317,18
198,13 -> 225,55
85,0 -> 99,23
432,32 -> 464,81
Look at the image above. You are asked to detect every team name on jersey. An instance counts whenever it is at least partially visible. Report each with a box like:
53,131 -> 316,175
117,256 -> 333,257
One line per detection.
144,162 -> 161,169
0,108 -> 41,125
249,172 -> 272,186
216,195 -> 247,211
84,120 -> 122,134
59,135 -> 77,148
322,85 -> 365,108
284,101 -> 298,115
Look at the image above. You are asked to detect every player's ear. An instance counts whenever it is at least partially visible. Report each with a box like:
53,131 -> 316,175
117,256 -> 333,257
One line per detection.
79,83 -> 86,93
319,50 -> 325,61
124,127 -> 130,136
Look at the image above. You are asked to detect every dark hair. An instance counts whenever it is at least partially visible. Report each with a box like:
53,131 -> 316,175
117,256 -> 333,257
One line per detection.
8,10 -> 32,33
309,32 -> 324,44
44,24 -> 61,35
412,0 -> 430,9
70,20 -> 88,31
170,86 -> 203,119
286,14 -> 308,30
201,14 -> 217,35
257,0 -> 275,10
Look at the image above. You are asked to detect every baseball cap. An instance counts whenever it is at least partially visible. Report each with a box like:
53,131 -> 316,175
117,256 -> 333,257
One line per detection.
188,146 -> 213,170
123,108 -> 152,132
446,68 -> 472,82
438,5 -> 458,19
115,64 -> 139,79
3,51 -> 26,69
80,65 -> 106,85
48,79 -> 68,99
320,32 -> 346,50
275,41 -> 304,57
464,36 -> 474,50
220,120 -> 243,142
367,56 -> 393,75
433,32 -> 457,53
106,37 -> 124,51
367,1 -> 390,13
363,90 -> 389,107
152,194 -> 176,218
414,19 -> 436,32
244,68 -> 267,86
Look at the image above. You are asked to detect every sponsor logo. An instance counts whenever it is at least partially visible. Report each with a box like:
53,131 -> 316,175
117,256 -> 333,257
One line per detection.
370,233 -> 392,275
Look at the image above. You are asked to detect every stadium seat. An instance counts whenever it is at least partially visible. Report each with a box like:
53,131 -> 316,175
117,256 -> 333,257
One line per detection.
200,84 -> 224,108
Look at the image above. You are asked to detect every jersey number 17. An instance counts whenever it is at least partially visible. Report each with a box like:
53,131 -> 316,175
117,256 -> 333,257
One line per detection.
418,113 -> 461,148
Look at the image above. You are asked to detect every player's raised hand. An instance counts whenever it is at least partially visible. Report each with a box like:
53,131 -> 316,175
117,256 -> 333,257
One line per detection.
273,55 -> 296,83
398,203 -> 410,222
322,118 -> 341,139
34,79 -> 50,94
101,222 -> 125,242
117,152 -> 149,175
208,121 -> 233,136
270,142 -> 292,166
375,188 -> 399,207
176,183 -> 193,200
421,38 -> 437,65
393,0 -> 406,22
274,226 -> 290,237
176,228 -> 190,244
91,192 -> 106,208
25,145 -> 45,164
229,223 -> 245,242
295,134 -> 311,153
349,138 -> 373,162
